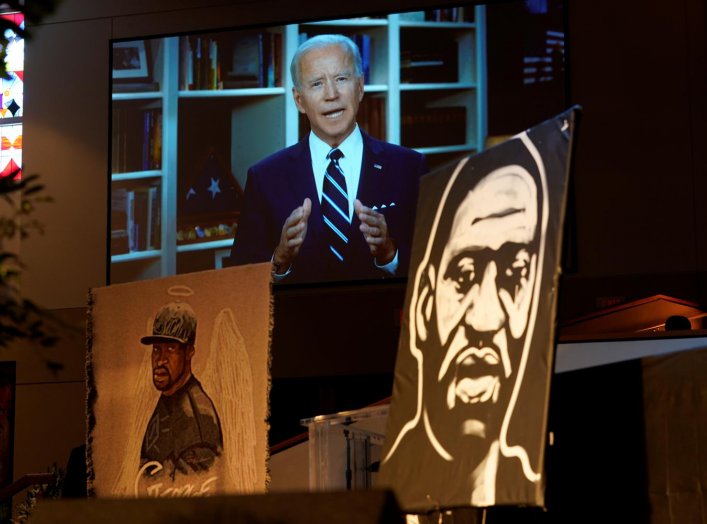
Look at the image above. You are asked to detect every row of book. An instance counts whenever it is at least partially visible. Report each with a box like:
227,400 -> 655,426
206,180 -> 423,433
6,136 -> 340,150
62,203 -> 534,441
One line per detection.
180,36 -> 220,90
111,107 -> 162,173
111,186 -> 161,255
351,34 -> 371,84
424,8 -> 474,23
357,96 -> 386,140
399,8 -> 474,23
178,26 -> 471,90
180,32 -> 283,90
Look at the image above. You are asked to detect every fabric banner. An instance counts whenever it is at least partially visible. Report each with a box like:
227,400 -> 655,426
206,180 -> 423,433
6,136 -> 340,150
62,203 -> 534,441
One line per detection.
87,263 -> 272,498
379,108 -> 580,512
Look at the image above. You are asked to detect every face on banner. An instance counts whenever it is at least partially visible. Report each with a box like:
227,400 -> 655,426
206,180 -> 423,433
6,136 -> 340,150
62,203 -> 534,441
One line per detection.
425,167 -> 540,465
380,108 -> 577,511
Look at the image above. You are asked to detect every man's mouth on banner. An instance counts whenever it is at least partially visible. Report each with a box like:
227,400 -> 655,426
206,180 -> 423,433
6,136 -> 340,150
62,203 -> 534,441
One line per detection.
437,326 -> 511,438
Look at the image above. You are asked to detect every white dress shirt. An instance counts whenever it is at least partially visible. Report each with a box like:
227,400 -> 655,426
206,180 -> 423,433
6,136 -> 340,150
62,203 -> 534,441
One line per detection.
273,125 -> 398,279
308,126 -> 397,275
308,124 -> 363,222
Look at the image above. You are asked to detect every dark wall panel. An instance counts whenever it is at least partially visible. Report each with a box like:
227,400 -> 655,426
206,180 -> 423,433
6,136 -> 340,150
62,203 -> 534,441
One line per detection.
567,0 -> 699,279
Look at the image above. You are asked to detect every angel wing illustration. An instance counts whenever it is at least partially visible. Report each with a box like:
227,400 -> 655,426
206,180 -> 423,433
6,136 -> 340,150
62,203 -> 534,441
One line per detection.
200,307 -> 258,492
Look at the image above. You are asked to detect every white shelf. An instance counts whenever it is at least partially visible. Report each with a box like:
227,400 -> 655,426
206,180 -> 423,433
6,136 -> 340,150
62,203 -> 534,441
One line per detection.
363,84 -> 388,93
111,249 -> 162,263
414,144 -> 477,155
302,19 -> 388,27
399,82 -> 476,91
399,21 -> 476,29
111,170 -> 162,182
179,87 -> 286,98
177,238 -> 234,253
112,92 -> 163,101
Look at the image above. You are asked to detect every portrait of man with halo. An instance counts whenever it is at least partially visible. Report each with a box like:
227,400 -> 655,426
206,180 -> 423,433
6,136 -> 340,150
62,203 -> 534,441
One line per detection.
87,264 -> 271,498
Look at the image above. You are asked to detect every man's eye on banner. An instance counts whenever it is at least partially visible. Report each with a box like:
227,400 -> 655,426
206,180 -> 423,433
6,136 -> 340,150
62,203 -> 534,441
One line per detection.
379,107 -> 580,513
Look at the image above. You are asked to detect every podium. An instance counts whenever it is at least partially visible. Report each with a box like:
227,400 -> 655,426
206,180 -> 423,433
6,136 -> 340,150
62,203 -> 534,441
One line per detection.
301,404 -> 389,491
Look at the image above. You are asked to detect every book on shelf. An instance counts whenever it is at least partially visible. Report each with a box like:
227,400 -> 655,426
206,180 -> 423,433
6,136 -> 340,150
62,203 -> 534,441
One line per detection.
111,107 -> 125,173
111,185 -> 161,255
111,107 -> 161,173
111,229 -> 130,255
209,38 -> 219,90
273,32 -> 282,87
181,36 -> 222,90
132,185 -> 161,251
399,11 -> 426,22
181,31 -> 282,90
180,36 -> 193,90
424,7 -> 473,23
401,106 -> 466,148
357,96 -> 386,141
131,189 -> 147,251
352,34 -> 371,84
262,31 -> 279,88
142,109 -> 162,171
111,187 -> 130,255
199,36 -> 219,90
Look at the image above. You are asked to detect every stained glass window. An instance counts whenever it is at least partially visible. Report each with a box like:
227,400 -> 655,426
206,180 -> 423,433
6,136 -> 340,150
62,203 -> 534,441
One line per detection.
1,13 -> 23,118
0,123 -> 21,177
0,12 -> 23,178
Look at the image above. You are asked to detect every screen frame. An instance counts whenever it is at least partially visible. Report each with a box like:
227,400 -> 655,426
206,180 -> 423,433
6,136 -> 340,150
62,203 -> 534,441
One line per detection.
106,0 -> 572,298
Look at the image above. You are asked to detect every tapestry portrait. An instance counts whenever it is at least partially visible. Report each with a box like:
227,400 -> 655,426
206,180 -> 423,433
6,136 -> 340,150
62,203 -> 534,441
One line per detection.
87,263 -> 272,497
380,108 -> 579,512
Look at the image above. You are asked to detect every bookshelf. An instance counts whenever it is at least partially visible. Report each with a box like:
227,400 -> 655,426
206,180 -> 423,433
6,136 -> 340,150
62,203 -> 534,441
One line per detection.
109,7 -> 487,283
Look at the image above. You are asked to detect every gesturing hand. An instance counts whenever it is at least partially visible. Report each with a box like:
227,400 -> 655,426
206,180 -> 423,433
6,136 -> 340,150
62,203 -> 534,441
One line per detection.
355,199 -> 396,265
273,198 -> 311,273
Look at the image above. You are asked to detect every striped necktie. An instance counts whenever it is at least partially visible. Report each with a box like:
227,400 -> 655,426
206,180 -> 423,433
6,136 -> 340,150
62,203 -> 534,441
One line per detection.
321,148 -> 350,262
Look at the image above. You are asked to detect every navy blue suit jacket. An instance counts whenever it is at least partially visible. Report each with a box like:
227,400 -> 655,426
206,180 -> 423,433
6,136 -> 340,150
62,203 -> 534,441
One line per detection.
225,133 -> 427,284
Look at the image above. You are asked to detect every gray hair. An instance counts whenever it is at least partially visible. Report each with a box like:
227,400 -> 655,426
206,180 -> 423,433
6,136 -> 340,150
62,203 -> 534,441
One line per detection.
290,34 -> 363,90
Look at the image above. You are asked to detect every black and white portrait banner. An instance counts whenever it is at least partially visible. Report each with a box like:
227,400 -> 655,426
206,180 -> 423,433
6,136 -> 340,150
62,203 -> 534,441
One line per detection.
380,108 -> 580,512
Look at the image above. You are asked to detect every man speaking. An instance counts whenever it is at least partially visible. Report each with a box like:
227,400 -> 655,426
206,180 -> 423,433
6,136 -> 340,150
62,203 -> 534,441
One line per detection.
226,34 -> 427,283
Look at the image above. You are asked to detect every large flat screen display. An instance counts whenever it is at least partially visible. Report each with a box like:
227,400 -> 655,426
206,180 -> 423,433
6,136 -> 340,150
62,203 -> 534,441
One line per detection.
108,0 -> 566,287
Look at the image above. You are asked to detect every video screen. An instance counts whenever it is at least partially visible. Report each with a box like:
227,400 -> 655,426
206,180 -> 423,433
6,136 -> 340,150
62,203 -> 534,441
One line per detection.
108,0 -> 566,286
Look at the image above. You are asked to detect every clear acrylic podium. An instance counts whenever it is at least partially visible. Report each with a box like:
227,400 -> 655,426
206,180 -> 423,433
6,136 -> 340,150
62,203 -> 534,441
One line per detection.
301,404 -> 389,491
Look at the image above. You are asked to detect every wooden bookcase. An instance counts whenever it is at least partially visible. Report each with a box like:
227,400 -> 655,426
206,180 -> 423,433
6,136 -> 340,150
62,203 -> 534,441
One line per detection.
109,7 -> 487,284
